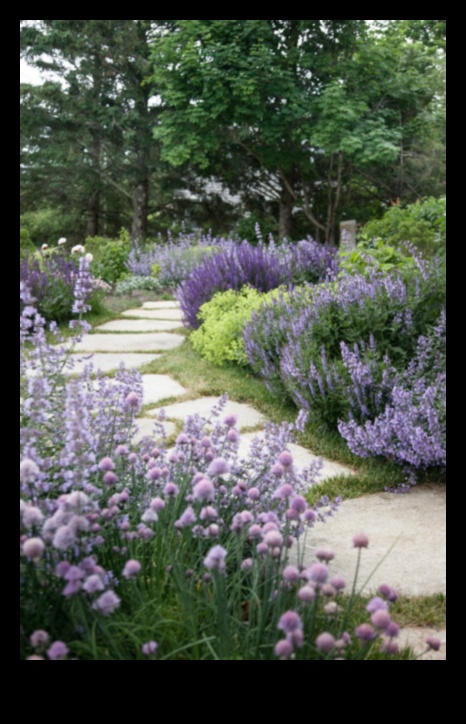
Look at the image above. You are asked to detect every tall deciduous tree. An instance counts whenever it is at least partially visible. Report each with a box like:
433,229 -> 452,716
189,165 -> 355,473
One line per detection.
149,20 -> 445,242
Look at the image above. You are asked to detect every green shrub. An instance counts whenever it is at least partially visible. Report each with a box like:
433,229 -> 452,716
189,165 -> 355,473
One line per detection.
358,196 -> 446,256
20,228 -> 35,261
191,286 -> 266,366
19,207 -> 76,247
339,240 -> 415,275
86,229 -> 131,284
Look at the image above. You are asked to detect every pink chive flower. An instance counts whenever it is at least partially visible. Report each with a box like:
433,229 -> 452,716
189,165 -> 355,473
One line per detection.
142,641 -> 158,656
125,392 -> 140,408
275,639 -> 293,659
204,545 -> 227,573
366,597 -> 389,614
381,640 -> 399,654
30,630 -> 49,649
426,636 -> 441,651
371,609 -> 392,630
47,641 -> 69,660
92,590 -> 121,615
298,585 -> 316,604
177,507 -> 197,527
193,478 -> 215,502
315,548 -> 335,562
278,611 -> 302,634
316,632 -> 336,653
82,575 -> 105,594
163,482 -> 179,496
276,483 -> 293,499
330,575 -> 346,591
223,413 -> 237,427
385,621 -> 400,638
353,532 -> 369,548
282,565 -> 300,583
306,562 -> 328,584
20,458 -> 40,482
263,530 -> 283,548
122,559 -> 142,579
207,457 -> 229,477
22,506 -> 44,528
103,471 -> 117,486
278,451 -> 293,467
98,457 -> 115,472
23,537 -> 45,559
377,583 -> 398,602
355,623 -> 376,641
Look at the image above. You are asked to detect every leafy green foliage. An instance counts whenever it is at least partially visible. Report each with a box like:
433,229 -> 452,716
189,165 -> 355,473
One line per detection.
191,287 -> 265,366
358,197 -> 446,255
20,228 -> 35,261
86,233 -> 131,285
339,240 -> 415,275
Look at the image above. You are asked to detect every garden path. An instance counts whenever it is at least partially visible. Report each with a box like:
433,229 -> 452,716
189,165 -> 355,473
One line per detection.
72,299 -> 446,659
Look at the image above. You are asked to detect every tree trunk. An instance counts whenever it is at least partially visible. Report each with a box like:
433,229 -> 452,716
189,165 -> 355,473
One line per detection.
278,177 -> 294,239
86,190 -> 100,237
131,177 -> 149,242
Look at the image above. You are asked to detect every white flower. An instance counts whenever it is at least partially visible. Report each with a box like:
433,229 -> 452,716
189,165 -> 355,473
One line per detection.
41,243 -> 48,251
58,237 -> 67,245
71,244 -> 85,255
85,253 -> 93,263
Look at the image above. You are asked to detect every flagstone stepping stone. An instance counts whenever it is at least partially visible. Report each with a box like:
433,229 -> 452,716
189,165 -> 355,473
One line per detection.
132,418 -> 177,444
65,352 -> 160,375
121,308 -> 184,321
140,374 -> 187,405
397,627 -> 446,661
238,433 -> 354,482
95,319 -> 183,333
142,301 -> 180,309
297,485 -> 446,597
147,397 -> 265,430
72,333 -> 185,353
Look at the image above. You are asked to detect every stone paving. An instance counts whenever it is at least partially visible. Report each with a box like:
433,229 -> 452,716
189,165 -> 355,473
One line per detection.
72,331 -> 185,353
75,296 -> 446,660
95,318 -> 183,333
121,308 -> 184,321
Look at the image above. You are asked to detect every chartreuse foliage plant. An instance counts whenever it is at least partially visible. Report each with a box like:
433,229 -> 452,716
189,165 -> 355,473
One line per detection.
21,278 -> 443,660
191,287 -> 267,366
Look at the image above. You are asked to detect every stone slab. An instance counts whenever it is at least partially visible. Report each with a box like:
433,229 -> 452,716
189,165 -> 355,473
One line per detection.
142,301 -> 180,309
140,374 -> 187,405
295,485 -> 446,597
65,353 -> 160,375
72,333 -> 185,353
397,627 -> 446,661
147,396 -> 265,430
238,433 -> 354,482
121,308 -> 184,321
132,418 -> 177,444
95,319 -> 182,332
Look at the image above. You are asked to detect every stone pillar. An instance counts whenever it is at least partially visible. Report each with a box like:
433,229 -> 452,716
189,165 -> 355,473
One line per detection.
339,220 -> 357,251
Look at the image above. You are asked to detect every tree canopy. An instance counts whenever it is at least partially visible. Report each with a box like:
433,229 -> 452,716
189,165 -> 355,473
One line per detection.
20,19 -> 445,244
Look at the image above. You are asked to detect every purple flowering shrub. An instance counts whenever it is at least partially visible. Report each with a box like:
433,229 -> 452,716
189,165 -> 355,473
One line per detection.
126,231 -> 234,287
20,251 -> 107,324
338,310 -> 446,474
179,238 -> 336,329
